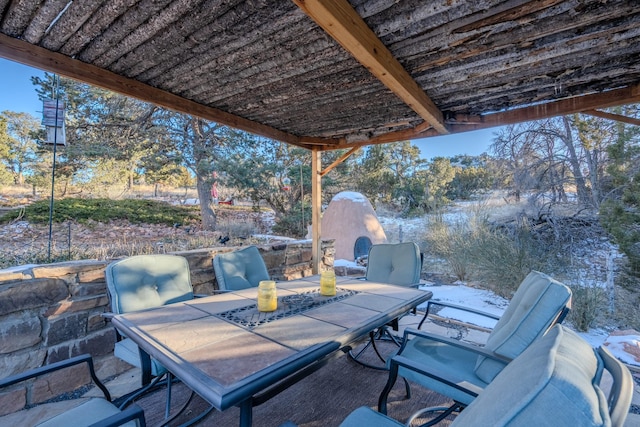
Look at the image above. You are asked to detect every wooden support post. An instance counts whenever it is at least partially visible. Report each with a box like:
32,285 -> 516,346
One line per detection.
311,148 -> 322,274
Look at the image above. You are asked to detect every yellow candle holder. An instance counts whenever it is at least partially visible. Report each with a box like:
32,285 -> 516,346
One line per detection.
320,270 -> 336,296
257,280 -> 277,312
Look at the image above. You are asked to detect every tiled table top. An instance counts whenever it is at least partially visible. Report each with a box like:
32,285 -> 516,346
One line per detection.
112,275 -> 432,425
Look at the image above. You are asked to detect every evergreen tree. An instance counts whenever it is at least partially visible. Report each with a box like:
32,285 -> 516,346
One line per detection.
424,157 -> 456,209
156,112 -> 239,230
0,116 -> 14,186
599,106 -> 640,273
0,111 -> 41,186
353,141 -> 425,211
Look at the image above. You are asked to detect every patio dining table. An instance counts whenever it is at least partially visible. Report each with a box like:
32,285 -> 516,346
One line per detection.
110,275 -> 432,426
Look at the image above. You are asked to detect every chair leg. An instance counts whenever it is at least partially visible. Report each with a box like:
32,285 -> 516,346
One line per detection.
406,403 -> 465,427
403,377 -> 411,399
379,326 -> 402,346
156,390 -> 216,427
115,373 -> 166,410
417,309 -> 430,330
378,360 -> 401,414
348,327 -> 401,370
165,372 -> 173,419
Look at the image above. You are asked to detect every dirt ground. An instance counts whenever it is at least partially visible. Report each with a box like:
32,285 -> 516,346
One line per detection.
0,208 -> 273,265
2,195 -> 640,332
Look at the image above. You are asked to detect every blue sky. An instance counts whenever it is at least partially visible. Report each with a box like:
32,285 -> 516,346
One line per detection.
413,128 -> 497,159
0,59 -> 45,118
0,58 -> 497,158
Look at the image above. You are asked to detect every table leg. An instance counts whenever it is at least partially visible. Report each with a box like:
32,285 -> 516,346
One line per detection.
239,398 -> 253,427
138,347 -> 152,386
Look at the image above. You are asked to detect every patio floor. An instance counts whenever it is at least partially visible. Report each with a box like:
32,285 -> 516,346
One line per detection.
90,310 -> 640,426
100,313 -> 456,426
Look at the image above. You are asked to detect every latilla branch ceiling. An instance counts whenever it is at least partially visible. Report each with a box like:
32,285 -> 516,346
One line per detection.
1,0 -> 639,150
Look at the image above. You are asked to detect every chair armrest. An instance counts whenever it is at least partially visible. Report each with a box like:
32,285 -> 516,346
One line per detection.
390,354 -> 485,398
102,312 -> 115,320
193,293 -> 209,298
426,300 -> 501,320
398,328 -> 512,364
0,354 -> 112,401
88,404 -> 146,427
417,300 -> 501,330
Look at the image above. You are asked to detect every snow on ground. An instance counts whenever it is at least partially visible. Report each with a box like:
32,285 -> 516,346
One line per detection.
417,282 -> 507,330
334,258 -> 359,268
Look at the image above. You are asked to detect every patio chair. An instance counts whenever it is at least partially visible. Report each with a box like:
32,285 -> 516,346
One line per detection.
341,325 -> 633,427
0,353 -> 146,426
105,254 -> 196,416
348,241 -> 423,369
213,245 -> 270,290
378,270 -> 572,423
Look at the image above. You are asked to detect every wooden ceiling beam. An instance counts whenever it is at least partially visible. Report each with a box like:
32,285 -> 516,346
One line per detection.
322,83 -> 640,150
583,109 -> 640,126
478,83 -> 640,127
0,33 -> 318,148
292,0 -> 449,135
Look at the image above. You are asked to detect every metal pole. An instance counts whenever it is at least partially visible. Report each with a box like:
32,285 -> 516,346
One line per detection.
300,162 -> 304,236
47,75 -> 60,261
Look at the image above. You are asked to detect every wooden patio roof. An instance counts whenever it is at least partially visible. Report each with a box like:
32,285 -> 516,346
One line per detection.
1,0 -> 639,151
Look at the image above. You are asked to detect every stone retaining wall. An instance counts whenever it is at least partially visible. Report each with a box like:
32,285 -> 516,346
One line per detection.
0,240 -> 334,415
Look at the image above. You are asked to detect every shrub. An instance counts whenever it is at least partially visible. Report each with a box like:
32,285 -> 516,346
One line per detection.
466,220 -> 550,297
422,213 -> 472,280
423,208 -> 560,298
272,201 -> 310,238
0,198 -> 200,226
568,282 -> 606,332
422,213 -> 609,331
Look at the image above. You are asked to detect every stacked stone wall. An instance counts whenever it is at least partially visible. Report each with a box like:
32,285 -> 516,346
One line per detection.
0,240 -> 334,415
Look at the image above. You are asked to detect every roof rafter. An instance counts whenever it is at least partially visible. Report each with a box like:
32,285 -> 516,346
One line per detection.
0,33 -> 330,149
292,0 -> 449,135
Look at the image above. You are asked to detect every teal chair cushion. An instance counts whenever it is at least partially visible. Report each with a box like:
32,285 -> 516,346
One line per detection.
397,336 -> 488,405
106,254 -> 194,314
365,242 -> 421,286
474,270 -> 572,383
37,398 -> 138,427
452,325 -> 610,426
339,406 -> 404,427
213,246 -> 270,290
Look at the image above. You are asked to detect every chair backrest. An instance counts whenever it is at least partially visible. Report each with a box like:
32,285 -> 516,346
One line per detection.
213,245 -> 270,290
474,270 -> 572,382
451,324 -> 633,427
105,254 -> 194,314
365,242 -> 422,286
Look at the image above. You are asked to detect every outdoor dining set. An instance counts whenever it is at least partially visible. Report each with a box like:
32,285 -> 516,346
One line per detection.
0,243 -> 635,427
